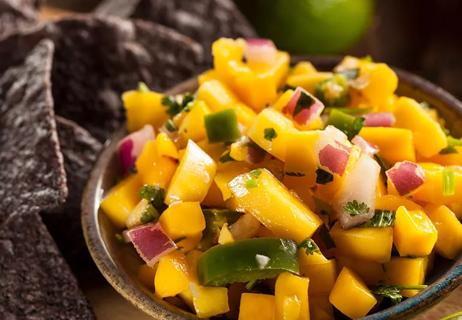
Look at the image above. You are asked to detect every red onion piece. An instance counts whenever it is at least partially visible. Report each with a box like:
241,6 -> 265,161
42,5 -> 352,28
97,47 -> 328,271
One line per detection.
244,38 -> 277,64
126,223 -> 176,266
363,112 -> 396,127
117,124 -> 155,173
319,144 -> 350,175
386,161 -> 425,196
283,87 -> 325,125
336,154 -> 381,229
352,135 -> 379,156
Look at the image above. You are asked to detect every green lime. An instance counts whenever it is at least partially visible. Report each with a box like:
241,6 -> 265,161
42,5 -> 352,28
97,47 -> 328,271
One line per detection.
247,0 -> 373,54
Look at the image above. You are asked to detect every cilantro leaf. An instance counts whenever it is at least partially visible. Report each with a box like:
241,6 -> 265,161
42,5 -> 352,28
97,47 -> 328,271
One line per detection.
361,210 -> 395,228
140,204 -> 159,224
264,128 -> 277,141
139,184 -> 166,212
440,135 -> 462,154
297,239 -> 320,255
344,200 -> 370,216
371,285 -> 427,304
161,93 -> 195,116
316,168 -> 334,184
165,119 -> 177,132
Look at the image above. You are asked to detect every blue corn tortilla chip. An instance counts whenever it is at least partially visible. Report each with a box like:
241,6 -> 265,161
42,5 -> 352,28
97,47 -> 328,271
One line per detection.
0,0 -> 40,40
0,39 -> 67,224
0,209 -> 95,319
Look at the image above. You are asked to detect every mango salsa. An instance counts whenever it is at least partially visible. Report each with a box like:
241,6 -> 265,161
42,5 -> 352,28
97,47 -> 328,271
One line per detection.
100,39 -> 462,319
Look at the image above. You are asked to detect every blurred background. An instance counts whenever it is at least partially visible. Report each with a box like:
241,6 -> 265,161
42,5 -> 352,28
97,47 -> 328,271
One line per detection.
44,0 -> 462,99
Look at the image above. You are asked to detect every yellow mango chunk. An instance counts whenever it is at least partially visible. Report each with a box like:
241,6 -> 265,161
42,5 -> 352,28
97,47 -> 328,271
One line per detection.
412,163 -> 462,205
330,222 -> 393,263
247,108 -> 295,161
394,206 -> 438,257
359,127 -> 415,163
309,295 -> 334,320
385,257 -> 426,297
286,72 -> 333,93
291,61 -> 317,76
196,79 -> 256,128
330,267 -> 377,319
360,63 -> 398,107
218,223 -> 234,244
198,69 -> 221,85
175,233 -> 202,253
335,254 -> 385,286
154,251 -> 190,298
427,146 -> 462,166
275,272 -> 310,320
425,205 -> 462,259
283,176 -> 316,209
394,97 -> 447,157
449,203 -> 462,219
375,194 -> 422,211
100,174 -> 141,228
229,169 -> 323,242
159,202 -> 205,239
196,140 -> 227,163
178,100 -> 210,143
215,162 -> 251,201
272,89 -> 294,111
122,88 -> 167,132
284,130 -> 320,187
298,249 -> 337,295
189,283 -> 229,318
239,293 -> 275,320
212,38 -> 289,111
166,140 -> 217,204
136,139 -> 178,188
155,133 -> 179,159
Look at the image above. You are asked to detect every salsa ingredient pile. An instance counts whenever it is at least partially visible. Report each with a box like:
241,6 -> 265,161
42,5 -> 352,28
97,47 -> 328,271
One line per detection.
100,38 -> 462,320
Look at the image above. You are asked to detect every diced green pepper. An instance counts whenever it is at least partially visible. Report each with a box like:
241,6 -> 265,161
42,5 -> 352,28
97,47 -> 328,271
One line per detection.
205,109 -> 241,143
315,74 -> 350,107
198,238 -> 299,286
198,209 -> 242,250
326,108 -> 364,140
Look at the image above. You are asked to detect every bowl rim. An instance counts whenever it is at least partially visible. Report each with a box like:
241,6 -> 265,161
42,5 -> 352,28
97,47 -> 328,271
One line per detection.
82,56 -> 462,320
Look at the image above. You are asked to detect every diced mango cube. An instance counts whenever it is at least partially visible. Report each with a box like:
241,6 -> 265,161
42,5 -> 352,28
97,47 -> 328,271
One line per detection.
385,257 -> 426,297
215,161 -> 251,201
229,169 -> 323,242
159,202 -> 205,239
394,97 -> 447,157
247,108 -> 295,161
166,140 -> 217,204
335,254 -> 384,286
239,293 -> 275,320
286,72 -> 333,93
330,222 -> 393,263
375,194 -> 422,211
394,206 -> 437,257
189,283 -> 229,318
291,61 -> 317,76
178,100 -> 210,143
122,88 -> 167,132
329,267 -> 377,319
425,205 -> 462,259
100,174 -> 141,228
359,127 -> 415,163
275,272 -> 310,320
298,250 -> 337,295
155,251 -> 190,298
360,63 -> 398,108
155,133 -> 179,159
284,130 -> 320,187
412,163 -> 462,205
218,223 -> 234,244
175,233 -> 202,253
136,139 -> 178,188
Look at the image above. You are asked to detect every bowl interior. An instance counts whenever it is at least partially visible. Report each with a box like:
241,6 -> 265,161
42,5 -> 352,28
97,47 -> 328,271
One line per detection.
82,57 -> 462,320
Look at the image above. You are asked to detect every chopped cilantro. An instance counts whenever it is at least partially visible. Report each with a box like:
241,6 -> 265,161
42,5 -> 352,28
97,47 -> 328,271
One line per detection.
140,204 -> 159,224
315,74 -> 350,107
139,184 -> 166,212
442,167 -> 456,196
293,91 -> 315,116
297,239 -> 320,255
361,210 -> 395,228
245,178 -> 258,188
264,128 -> 277,141
161,93 -> 195,117
138,82 -> 149,92
285,172 -> 305,177
165,119 -> 177,132
316,168 -> 334,184
440,136 -> 462,154
344,200 -> 370,216
371,285 -> 427,304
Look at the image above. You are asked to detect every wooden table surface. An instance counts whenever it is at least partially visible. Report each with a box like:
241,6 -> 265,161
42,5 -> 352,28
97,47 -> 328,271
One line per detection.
38,5 -> 461,320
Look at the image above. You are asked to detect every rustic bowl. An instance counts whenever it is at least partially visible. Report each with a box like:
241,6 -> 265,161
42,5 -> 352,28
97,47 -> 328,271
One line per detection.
82,57 -> 462,320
